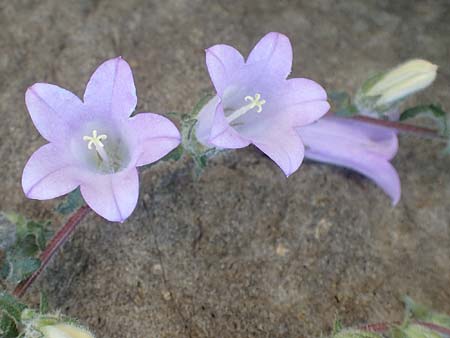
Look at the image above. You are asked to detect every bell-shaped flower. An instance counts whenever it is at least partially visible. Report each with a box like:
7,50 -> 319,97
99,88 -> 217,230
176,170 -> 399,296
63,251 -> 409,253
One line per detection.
195,32 -> 330,176
22,57 -> 181,222
297,116 -> 401,204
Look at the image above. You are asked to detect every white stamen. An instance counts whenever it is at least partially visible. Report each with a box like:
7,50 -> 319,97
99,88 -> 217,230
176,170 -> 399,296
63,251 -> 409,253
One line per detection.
226,93 -> 266,124
83,130 -> 109,164
83,130 -> 107,150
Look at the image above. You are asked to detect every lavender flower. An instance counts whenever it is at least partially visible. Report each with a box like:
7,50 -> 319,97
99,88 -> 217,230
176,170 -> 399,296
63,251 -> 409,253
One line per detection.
297,116 -> 401,204
22,57 -> 181,222
195,32 -> 330,176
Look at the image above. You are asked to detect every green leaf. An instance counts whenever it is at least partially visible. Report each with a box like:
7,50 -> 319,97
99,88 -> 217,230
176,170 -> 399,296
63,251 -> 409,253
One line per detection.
55,188 -> 85,216
0,214 -> 17,251
0,292 -> 27,337
0,214 -> 52,285
400,104 -> 449,136
0,293 -> 26,323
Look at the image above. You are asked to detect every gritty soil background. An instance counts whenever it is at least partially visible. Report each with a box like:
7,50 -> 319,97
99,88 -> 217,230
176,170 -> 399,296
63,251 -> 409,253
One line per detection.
1,0 -> 450,337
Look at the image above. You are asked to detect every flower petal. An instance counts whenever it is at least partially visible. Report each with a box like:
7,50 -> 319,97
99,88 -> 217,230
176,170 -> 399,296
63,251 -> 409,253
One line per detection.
246,32 -> 293,80
280,78 -> 328,106
83,57 -> 137,120
206,45 -> 245,95
281,100 -> 330,127
195,96 -> 221,147
127,113 -> 181,167
299,117 -> 398,160
80,168 -> 139,222
25,84 -> 86,143
298,116 -> 401,204
208,103 -> 250,149
305,148 -> 401,205
22,143 -> 79,199
252,128 -> 305,177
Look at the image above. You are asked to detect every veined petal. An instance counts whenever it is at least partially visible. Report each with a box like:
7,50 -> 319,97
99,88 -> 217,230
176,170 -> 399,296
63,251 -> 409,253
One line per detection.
22,143 -> 80,199
305,148 -> 401,205
25,84 -> 86,143
206,45 -> 245,95
83,57 -> 137,120
127,113 -> 181,166
246,32 -> 293,80
80,168 -> 139,222
208,103 -> 250,149
252,128 -> 305,177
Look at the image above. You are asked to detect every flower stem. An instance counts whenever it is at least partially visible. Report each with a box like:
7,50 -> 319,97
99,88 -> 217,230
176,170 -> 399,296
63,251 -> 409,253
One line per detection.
351,115 -> 445,140
13,205 -> 91,298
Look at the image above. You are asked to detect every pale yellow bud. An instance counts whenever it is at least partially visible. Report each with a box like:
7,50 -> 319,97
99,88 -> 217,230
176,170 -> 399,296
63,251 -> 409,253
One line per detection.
40,323 -> 95,338
366,59 -> 438,106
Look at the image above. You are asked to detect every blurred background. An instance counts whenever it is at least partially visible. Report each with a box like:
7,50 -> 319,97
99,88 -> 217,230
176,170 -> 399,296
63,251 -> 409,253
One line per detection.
1,1 -> 449,337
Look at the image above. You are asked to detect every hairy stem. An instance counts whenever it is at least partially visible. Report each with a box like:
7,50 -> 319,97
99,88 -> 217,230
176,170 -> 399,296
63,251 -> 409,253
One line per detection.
13,205 -> 91,298
351,115 -> 445,140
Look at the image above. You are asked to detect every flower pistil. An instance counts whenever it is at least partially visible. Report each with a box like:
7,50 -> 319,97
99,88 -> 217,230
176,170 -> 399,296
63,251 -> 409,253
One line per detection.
226,93 -> 266,124
83,129 -> 110,165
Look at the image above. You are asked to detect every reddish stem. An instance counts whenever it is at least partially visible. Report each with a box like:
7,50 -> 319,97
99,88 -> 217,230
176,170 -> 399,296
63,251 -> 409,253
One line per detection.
13,205 -> 91,298
351,115 -> 444,139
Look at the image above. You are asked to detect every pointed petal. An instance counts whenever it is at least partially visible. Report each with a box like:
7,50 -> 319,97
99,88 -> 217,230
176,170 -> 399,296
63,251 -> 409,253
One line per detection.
83,57 -> 137,120
80,168 -> 139,222
22,143 -> 79,199
252,128 -> 305,177
206,45 -> 245,95
305,149 -> 401,205
208,103 -> 250,149
25,84 -> 86,143
247,32 -> 293,80
127,113 -> 181,167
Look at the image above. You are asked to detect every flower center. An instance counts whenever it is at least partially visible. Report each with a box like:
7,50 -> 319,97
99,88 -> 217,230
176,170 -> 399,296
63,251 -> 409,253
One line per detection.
226,93 -> 266,124
83,129 -> 111,169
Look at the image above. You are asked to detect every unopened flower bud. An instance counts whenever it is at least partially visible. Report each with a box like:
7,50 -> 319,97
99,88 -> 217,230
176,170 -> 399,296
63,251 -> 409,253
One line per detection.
356,59 -> 438,119
40,323 -> 95,338
21,310 -> 95,338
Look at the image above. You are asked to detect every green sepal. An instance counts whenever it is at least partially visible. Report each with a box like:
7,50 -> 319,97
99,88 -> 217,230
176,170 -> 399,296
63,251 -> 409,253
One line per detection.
55,188 -> 85,216
329,91 -> 360,117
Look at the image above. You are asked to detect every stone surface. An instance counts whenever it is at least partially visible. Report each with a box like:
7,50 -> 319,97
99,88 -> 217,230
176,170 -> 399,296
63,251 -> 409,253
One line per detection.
1,0 -> 450,337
